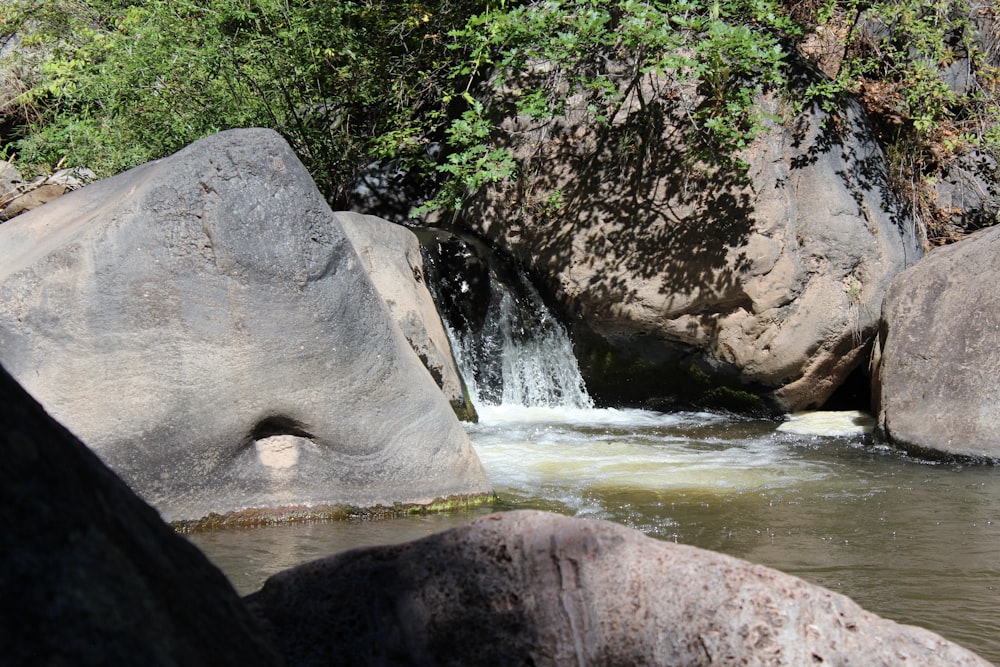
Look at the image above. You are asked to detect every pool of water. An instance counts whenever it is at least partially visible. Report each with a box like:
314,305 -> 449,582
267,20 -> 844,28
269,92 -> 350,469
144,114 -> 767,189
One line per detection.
189,407 -> 1000,663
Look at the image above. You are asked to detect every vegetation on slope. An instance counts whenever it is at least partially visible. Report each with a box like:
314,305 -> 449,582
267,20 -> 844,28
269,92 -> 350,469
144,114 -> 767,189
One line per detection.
0,0 -> 997,241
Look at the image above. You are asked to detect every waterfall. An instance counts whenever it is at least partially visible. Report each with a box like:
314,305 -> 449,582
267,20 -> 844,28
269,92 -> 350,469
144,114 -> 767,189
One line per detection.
448,280 -> 594,410
419,230 -> 593,411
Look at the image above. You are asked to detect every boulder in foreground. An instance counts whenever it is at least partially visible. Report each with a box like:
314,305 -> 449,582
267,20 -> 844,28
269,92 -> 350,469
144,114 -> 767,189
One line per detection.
246,509 -> 988,666
0,364 -> 282,666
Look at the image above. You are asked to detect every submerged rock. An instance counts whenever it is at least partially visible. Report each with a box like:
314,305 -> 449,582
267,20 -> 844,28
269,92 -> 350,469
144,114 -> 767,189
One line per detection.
776,410 -> 875,437
245,510 -> 990,666
0,364 -> 282,666
0,128 -> 491,523
873,224 -> 1000,460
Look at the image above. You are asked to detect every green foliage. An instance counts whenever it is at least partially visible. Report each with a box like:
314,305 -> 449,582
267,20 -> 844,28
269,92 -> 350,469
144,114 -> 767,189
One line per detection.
3,0 -> 797,210
793,0 -> 999,239
1,0 -> 479,198
5,1 -> 256,175
424,0 -> 796,209
1,0 -> 996,225
801,0 -> 998,153
428,97 -> 518,212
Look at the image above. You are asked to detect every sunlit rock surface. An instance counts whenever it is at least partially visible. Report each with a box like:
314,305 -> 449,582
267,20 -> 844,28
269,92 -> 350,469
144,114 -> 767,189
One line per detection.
339,211 -> 476,421
0,128 -> 491,523
458,57 -> 922,413
874,224 -> 1000,460
0,364 -> 282,666
245,510 -> 991,666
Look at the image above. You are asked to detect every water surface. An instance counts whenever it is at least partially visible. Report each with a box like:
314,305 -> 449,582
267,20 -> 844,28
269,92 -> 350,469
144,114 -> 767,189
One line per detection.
191,407 -> 1000,663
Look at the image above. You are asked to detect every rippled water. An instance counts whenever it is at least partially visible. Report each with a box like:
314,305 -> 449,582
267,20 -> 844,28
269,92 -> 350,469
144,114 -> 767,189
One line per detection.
191,407 -> 1000,664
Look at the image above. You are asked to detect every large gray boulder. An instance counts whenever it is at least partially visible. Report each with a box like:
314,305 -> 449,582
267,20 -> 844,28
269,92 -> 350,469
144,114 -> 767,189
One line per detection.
0,128 -> 491,524
245,510 -> 989,666
873,224 -> 1000,460
460,61 -> 922,413
339,212 -> 476,421
0,363 -> 282,666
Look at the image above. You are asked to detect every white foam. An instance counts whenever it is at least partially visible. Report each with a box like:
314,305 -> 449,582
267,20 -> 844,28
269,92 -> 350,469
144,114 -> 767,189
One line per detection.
468,407 -> 830,496
472,404 -> 724,429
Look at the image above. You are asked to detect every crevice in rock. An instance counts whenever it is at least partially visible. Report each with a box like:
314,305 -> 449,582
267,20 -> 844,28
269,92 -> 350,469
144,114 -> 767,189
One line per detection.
249,416 -> 314,443
820,359 -> 872,412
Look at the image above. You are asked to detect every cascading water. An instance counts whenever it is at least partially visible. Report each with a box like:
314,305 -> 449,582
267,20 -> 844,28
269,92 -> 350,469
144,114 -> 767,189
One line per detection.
417,229 -> 592,411
447,280 -> 594,410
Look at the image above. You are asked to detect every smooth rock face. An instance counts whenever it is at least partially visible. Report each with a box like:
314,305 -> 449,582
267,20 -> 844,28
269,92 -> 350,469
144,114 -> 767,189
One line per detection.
339,211 -> 476,421
245,510 -> 989,667
0,364 -> 282,666
461,62 -> 922,412
874,224 -> 1000,460
0,128 -> 491,523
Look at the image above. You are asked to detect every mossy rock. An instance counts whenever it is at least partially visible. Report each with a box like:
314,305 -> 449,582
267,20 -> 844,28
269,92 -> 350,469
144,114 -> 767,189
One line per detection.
580,342 -> 773,415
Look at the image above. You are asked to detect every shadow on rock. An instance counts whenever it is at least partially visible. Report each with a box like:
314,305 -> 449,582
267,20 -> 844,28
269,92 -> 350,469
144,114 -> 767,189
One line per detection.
246,510 -> 990,667
0,364 -> 282,666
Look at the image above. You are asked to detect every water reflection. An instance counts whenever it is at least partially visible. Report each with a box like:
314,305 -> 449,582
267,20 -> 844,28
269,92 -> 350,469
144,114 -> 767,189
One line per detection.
188,511 -> 494,595
190,408 -> 1000,663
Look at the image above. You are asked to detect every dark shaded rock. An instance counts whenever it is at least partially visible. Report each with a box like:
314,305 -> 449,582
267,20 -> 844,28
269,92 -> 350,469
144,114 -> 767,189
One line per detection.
348,149 -> 441,224
0,364 -> 283,666
415,228 -> 497,337
924,0 -> 997,99
246,510 -> 989,667
0,128 -> 491,523
873,224 -> 1000,460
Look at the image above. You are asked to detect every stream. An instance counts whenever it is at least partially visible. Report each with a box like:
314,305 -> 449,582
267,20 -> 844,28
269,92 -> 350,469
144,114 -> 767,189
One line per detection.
190,257 -> 1000,662
192,406 -> 1000,663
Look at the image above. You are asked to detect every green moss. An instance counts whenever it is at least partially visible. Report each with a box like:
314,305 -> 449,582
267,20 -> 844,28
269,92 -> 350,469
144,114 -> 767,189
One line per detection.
172,492 -> 497,533
701,385 -> 768,413
581,341 -> 773,415
452,380 -> 479,423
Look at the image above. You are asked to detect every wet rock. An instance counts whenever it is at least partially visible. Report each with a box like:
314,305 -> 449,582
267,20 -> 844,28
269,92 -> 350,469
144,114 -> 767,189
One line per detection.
415,228 -> 498,338
0,364 -> 282,666
0,128 -> 491,523
873,224 -> 1000,460
414,227 -> 595,409
245,510 -> 990,666
339,212 -> 476,421
459,58 -> 922,413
